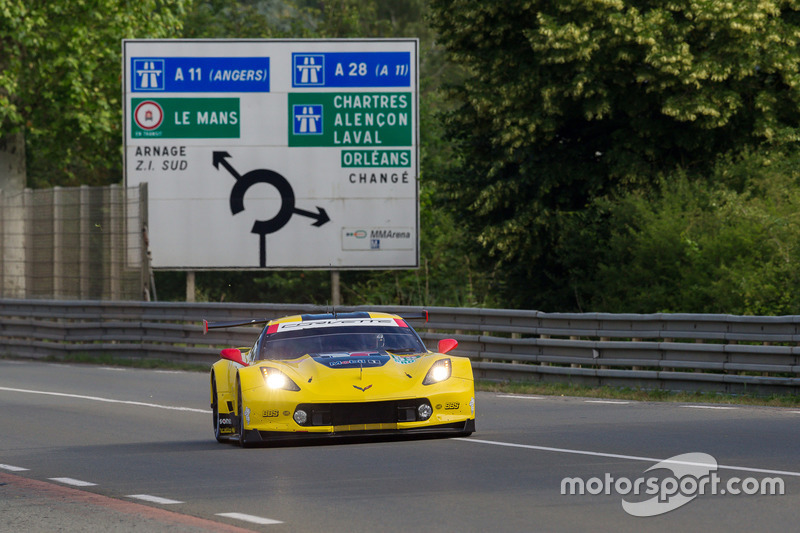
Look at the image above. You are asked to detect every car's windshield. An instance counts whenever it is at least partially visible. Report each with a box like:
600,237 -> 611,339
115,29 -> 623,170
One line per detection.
258,325 -> 426,361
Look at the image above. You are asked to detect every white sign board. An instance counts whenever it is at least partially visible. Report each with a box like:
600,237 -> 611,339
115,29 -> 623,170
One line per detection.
123,39 -> 419,269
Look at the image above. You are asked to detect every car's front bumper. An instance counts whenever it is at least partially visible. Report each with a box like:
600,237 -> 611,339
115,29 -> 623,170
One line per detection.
237,379 -> 476,439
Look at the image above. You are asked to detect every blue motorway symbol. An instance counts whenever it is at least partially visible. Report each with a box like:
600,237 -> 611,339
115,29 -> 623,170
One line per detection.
291,52 -> 411,88
133,59 -> 166,91
131,57 -> 270,93
292,105 -> 323,135
293,54 -> 325,86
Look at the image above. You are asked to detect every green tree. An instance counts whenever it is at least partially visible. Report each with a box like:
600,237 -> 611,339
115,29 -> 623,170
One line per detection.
428,0 -> 800,310
182,0 -> 309,38
564,150 -> 800,314
0,0 -> 189,188
292,0 -> 428,37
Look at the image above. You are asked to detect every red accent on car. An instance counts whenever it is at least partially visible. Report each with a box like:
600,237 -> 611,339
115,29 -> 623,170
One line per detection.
437,338 -> 458,354
267,324 -> 279,334
394,319 -> 409,328
220,348 -> 248,366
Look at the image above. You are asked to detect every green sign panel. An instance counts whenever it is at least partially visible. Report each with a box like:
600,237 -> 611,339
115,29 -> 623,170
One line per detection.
341,149 -> 411,167
289,92 -> 412,147
131,97 -> 240,138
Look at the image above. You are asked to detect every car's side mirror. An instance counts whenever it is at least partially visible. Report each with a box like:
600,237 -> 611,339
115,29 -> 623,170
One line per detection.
437,338 -> 458,354
220,348 -> 248,366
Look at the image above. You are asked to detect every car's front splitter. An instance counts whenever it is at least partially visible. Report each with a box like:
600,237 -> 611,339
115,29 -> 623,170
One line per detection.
247,418 -> 475,443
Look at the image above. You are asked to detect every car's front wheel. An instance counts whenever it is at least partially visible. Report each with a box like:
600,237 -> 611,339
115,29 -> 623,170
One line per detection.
211,375 -> 225,443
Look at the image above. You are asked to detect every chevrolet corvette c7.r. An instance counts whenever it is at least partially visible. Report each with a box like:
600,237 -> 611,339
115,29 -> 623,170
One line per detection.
206,311 -> 475,447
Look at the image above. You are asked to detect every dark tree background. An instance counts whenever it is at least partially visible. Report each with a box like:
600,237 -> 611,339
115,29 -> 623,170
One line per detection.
428,0 -> 800,312
4,0 -> 800,313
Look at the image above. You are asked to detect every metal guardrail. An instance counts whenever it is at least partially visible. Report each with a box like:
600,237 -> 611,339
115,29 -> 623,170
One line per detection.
0,299 -> 798,395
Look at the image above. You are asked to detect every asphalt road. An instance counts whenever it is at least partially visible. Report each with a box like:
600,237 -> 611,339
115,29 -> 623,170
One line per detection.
1,358 -> 799,532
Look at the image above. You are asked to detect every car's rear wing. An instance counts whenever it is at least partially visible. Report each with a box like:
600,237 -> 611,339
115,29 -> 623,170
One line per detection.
202,318 -> 270,334
397,311 -> 429,322
202,310 -> 428,335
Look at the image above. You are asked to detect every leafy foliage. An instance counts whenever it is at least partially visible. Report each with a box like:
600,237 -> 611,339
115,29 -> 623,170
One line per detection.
428,0 -> 800,310
562,150 -> 800,314
0,0 -> 189,187
10,0 -> 800,314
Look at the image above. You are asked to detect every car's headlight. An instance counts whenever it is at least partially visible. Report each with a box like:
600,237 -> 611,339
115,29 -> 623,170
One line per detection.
260,367 -> 300,391
422,358 -> 451,385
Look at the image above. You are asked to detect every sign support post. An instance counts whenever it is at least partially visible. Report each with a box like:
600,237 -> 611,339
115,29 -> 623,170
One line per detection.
331,270 -> 341,307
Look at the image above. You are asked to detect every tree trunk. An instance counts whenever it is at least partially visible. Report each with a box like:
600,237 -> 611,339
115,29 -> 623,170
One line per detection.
0,131 -> 25,191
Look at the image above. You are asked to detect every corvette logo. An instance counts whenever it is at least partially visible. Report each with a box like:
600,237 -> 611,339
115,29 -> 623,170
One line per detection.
353,384 -> 373,392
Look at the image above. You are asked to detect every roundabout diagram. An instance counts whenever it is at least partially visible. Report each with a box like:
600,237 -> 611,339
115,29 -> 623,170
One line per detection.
213,151 -> 329,266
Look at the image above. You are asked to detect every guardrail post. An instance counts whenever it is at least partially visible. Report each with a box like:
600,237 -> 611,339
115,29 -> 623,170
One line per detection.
599,337 -> 609,369
632,338 -> 642,371
540,334 -> 550,366
662,337 -> 673,372
511,332 -> 520,364
570,336 -> 580,368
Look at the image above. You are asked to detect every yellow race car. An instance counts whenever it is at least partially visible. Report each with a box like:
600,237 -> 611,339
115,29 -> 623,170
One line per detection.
206,311 -> 475,447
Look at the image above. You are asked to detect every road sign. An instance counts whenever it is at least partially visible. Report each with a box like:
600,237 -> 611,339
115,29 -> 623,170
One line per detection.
131,97 -> 240,138
123,39 -> 418,270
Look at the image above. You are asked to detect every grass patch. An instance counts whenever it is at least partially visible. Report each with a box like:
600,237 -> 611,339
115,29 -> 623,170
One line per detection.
37,353 -> 211,373
476,380 -> 800,408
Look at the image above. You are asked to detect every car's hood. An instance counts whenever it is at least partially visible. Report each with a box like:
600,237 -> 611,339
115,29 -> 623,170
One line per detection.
258,351 -> 440,399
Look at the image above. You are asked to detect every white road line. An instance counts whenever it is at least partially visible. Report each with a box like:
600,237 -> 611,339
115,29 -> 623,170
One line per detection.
455,438 -> 800,478
49,477 -> 97,487
683,405 -> 738,410
127,494 -> 184,505
496,394 -> 545,400
0,464 -> 29,472
585,400 -> 630,405
0,386 -> 210,414
216,513 -> 283,525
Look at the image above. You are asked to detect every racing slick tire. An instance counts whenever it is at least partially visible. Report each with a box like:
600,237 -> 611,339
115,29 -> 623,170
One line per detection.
211,375 -> 225,443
